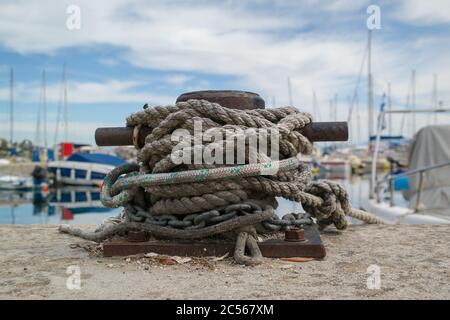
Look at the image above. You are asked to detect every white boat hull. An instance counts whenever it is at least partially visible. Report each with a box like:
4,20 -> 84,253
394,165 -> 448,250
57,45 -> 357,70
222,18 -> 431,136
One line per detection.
301,158 -> 351,179
0,175 -> 34,190
47,161 -> 114,186
362,199 -> 450,224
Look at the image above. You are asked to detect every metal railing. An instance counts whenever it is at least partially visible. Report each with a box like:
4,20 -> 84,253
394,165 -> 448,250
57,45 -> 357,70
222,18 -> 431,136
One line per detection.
377,161 -> 450,212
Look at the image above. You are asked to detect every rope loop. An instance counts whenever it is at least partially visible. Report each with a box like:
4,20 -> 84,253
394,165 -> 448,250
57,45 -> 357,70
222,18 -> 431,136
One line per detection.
303,180 -> 351,230
100,163 -> 140,208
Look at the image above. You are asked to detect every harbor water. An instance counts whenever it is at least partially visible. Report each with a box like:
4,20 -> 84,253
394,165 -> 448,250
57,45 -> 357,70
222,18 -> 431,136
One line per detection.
0,172 -> 406,225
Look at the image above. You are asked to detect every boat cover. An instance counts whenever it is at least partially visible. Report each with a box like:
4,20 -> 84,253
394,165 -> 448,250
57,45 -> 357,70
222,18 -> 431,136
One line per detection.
405,125 -> 450,216
67,153 -> 126,166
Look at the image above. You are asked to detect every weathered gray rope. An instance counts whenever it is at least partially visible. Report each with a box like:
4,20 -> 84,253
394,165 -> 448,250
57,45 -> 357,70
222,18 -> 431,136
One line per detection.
60,99 -> 384,265
59,204 -> 274,242
102,157 -> 300,208
234,226 -> 263,266
99,160 -> 383,227
348,208 -> 386,225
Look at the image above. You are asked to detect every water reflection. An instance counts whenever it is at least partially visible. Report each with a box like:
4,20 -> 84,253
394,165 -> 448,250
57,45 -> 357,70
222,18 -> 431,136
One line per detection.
0,187 -> 121,225
0,172 -> 403,225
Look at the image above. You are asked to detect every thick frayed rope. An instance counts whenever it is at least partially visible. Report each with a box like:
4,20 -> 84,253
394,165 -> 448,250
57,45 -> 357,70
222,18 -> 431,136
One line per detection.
60,99 -> 384,265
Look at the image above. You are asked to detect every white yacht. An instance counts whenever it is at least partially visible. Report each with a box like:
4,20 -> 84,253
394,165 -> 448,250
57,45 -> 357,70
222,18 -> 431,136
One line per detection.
363,117 -> 450,224
47,152 -> 126,186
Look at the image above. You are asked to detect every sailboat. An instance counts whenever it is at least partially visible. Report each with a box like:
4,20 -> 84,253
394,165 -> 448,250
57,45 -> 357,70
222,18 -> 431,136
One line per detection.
32,69 -> 55,163
363,99 -> 450,223
0,68 -> 35,190
304,93 -> 352,179
45,64 -> 126,186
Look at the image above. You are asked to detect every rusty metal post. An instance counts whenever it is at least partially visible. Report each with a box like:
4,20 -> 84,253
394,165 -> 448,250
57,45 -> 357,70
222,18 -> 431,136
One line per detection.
95,122 -> 348,147
95,90 -> 348,147
177,90 -> 265,110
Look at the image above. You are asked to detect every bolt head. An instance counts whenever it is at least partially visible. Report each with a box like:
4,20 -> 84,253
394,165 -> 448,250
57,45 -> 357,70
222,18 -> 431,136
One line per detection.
284,228 -> 305,242
126,230 -> 148,242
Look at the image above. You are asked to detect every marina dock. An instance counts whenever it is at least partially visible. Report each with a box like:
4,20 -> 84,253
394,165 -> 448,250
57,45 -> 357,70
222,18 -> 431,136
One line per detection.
1,224 -> 448,299
1,1 -> 450,304
0,163 -> 36,177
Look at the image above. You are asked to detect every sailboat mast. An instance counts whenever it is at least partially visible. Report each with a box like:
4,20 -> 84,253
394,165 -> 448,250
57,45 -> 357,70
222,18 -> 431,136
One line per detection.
356,93 -> 361,144
288,78 -> 297,212
43,69 -> 47,149
412,69 -> 416,135
9,67 -> 14,147
287,77 -> 293,106
388,82 -> 392,136
433,74 -> 437,125
367,29 -> 373,147
329,99 -> 333,121
333,93 -> 338,121
347,95 -> 352,142
313,90 -> 319,121
63,63 -> 68,141
36,88 -> 41,146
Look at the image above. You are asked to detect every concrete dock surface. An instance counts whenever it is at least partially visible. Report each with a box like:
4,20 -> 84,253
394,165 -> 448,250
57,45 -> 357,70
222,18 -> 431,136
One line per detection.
0,224 -> 449,299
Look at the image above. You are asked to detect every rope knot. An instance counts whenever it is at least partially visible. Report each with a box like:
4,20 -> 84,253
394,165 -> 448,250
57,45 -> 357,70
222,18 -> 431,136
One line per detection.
303,180 -> 351,230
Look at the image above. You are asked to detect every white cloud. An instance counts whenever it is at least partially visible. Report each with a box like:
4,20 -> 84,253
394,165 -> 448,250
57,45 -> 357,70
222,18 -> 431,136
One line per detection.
0,79 -> 175,105
0,117 -> 120,144
0,0 -> 449,143
163,74 -> 192,86
97,57 -> 120,66
393,0 -> 450,25
0,1 -> 371,105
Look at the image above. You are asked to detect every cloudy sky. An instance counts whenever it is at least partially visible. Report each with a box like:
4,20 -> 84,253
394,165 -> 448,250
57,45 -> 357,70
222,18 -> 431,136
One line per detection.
0,0 -> 449,145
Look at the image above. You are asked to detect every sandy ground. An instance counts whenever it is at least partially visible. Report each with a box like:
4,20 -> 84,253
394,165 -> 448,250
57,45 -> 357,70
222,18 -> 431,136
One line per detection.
0,224 -> 449,299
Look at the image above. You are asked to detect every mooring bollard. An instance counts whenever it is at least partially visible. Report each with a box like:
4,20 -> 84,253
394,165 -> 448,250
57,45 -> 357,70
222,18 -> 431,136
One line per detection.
84,90 -> 353,260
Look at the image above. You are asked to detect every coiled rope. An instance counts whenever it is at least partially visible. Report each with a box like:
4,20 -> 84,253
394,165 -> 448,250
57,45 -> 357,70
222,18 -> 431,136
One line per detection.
59,99 -> 384,265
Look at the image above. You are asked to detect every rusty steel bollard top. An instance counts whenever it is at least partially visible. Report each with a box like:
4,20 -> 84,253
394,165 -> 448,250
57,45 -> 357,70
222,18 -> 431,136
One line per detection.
177,90 -> 265,110
94,90 -> 348,147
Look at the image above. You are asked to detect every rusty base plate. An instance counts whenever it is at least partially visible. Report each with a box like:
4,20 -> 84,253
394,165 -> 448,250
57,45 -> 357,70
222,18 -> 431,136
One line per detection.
103,226 -> 326,259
